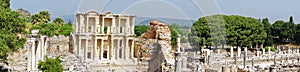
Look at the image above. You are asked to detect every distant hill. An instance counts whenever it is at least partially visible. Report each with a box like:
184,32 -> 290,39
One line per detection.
56,15 -> 196,27
135,16 -> 195,27
52,15 -> 75,23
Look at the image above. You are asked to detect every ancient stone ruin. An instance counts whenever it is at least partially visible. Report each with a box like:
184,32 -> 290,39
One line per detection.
137,20 -> 175,71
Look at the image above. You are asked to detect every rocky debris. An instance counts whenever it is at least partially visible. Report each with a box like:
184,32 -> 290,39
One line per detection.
47,35 -> 86,71
138,20 -> 175,71
7,48 -> 28,71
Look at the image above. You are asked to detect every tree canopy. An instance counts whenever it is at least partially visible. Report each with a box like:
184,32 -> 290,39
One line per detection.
38,56 -> 63,72
0,0 -> 26,59
53,17 -> 64,25
30,19 -> 73,37
190,15 -> 266,49
134,25 -> 149,37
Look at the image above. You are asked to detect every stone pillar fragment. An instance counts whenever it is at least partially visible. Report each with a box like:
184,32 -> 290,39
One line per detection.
230,47 -> 234,57
245,47 -> 247,57
237,47 -> 241,57
268,47 -> 271,56
288,47 -> 291,54
263,48 -> 265,55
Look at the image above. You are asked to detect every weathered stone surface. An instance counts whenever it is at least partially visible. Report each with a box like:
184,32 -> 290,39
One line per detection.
8,35 -> 85,71
138,20 -> 175,71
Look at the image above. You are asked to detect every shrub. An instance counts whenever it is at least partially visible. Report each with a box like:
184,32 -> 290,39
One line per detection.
264,46 -> 276,52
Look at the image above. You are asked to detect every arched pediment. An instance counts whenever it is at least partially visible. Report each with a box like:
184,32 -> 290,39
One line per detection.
86,10 -> 99,16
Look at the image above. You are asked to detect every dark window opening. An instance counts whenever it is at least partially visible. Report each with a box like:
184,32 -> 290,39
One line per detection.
103,51 -> 107,58
87,52 -> 91,59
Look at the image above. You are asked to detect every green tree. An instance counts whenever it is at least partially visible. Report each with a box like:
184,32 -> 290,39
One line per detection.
170,23 -> 189,43
0,0 -> 10,9
53,18 -> 65,25
271,20 -> 293,44
190,15 -> 266,49
294,24 -> 300,44
30,22 -> 59,37
190,17 -> 212,49
38,56 -> 63,72
0,0 -> 26,59
58,21 -> 73,36
170,26 -> 179,46
134,25 -> 149,37
30,14 -> 41,25
262,18 -> 273,47
39,11 -> 51,23
30,10 -> 51,25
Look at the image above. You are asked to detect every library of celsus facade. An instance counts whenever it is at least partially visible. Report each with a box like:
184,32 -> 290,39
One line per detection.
72,11 -> 139,71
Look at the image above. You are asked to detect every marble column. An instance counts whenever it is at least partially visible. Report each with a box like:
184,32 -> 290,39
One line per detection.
237,47 -> 241,57
268,47 -> 271,56
230,47 -> 234,57
100,39 -> 104,60
31,40 -> 36,71
78,39 -> 82,58
27,39 -> 34,71
256,50 -> 260,56
131,40 -> 134,59
102,18 -> 104,34
175,53 -> 182,72
111,38 -> 114,60
85,38 -> 88,60
218,49 -> 220,55
125,38 -> 129,59
262,48 -> 265,55
117,40 -> 120,59
94,38 -> 99,60
288,47 -> 291,54
245,47 -> 247,57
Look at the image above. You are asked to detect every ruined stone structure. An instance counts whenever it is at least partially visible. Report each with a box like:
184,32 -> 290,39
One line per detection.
136,20 -> 176,71
72,11 -> 138,71
26,30 -> 47,72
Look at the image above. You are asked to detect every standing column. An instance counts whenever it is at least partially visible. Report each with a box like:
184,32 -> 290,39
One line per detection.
230,47 -> 234,57
131,40 -> 134,59
245,47 -> 247,58
31,40 -> 36,71
100,39 -> 104,60
256,50 -> 260,56
40,36 -> 45,61
125,38 -> 129,59
111,38 -> 115,60
117,40 -> 120,59
78,39 -> 82,58
268,47 -> 271,56
94,38 -> 99,60
237,47 -> 241,57
27,40 -> 34,71
102,18 -> 104,34
262,48 -> 265,55
288,47 -> 291,55
85,38 -> 88,60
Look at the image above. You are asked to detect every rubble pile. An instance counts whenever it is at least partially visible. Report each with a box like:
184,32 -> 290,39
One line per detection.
8,49 -> 28,71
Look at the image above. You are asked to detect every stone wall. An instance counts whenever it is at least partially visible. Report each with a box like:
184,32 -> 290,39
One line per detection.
8,35 -> 85,71
137,20 -> 175,71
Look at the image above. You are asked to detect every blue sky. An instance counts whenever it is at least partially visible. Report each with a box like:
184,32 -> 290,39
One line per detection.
10,0 -> 300,23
